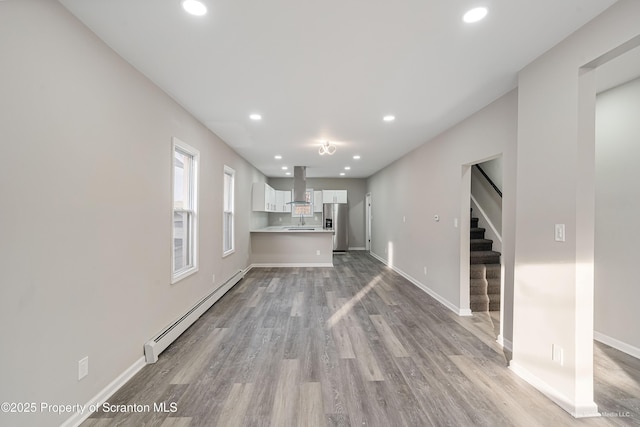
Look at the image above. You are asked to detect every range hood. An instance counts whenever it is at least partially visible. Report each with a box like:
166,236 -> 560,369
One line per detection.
289,166 -> 310,205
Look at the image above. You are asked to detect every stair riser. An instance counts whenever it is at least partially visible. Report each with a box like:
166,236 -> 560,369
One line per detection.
470,229 -> 485,239
470,256 -> 500,265
471,242 -> 493,251
470,294 -> 489,312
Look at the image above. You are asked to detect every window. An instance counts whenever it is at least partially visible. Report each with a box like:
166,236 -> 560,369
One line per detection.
291,189 -> 313,217
223,165 -> 235,256
172,137 -> 199,283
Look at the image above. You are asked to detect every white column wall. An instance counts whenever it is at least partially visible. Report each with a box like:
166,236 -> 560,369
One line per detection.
511,0 -> 640,417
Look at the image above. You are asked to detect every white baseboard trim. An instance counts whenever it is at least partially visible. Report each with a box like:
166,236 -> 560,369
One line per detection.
594,331 -> 640,359
64,265 -> 255,427
250,262 -> 333,268
369,251 -> 467,316
497,334 -> 513,352
61,357 -> 146,427
509,360 -> 600,418
348,247 -> 366,251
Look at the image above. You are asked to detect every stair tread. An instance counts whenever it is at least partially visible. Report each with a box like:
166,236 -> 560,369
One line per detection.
470,250 -> 501,256
470,238 -> 493,243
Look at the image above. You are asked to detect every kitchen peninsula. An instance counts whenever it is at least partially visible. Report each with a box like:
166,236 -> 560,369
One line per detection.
250,226 -> 334,267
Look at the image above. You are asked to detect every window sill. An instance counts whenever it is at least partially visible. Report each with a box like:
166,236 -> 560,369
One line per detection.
222,249 -> 235,258
172,266 -> 198,284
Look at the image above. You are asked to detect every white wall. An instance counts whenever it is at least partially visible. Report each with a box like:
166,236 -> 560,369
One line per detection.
478,157 -> 503,191
366,90 -> 517,326
512,0 -> 640,417
268,177 -> 368,249
594,76 -> 640,353
0,2 -> 265,426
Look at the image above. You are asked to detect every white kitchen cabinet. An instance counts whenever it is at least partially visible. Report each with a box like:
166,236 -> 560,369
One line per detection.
283,190 -> 292,212
322,190 -> 347,204
313,191 -> 323,212
252,182 -> 277,212
275,190 -> 292,213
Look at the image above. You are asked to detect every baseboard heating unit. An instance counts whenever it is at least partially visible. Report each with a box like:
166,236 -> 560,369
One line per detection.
144,269 -> 245,363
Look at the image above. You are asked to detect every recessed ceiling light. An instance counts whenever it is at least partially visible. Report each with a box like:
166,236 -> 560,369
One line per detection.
383,115 -> 395,122
274,155 -> 282,160
340,172 -> 346,176
281,166 -> 288,170
353,155 -> 361,160
249,114 -> 262,120
345,166 -> 351,170
182,0 -> 207,16
463,7 -> 487,23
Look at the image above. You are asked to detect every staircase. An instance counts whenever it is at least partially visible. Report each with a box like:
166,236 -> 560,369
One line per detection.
470,214 -> 501,312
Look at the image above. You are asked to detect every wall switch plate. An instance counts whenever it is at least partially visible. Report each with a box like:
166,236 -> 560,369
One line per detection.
454,218 -> 458,228
555,224 -> 565,242
212,274 -> 215,284
316,250 -> 320,255
403,216 -> 406,223
78,356 -> 89,380
552,344 -> 564,366
434,215 -> 439,222
423,267 -> 427,276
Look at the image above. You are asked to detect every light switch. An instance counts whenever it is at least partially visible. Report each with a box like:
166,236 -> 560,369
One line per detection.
555,224 -> 565,242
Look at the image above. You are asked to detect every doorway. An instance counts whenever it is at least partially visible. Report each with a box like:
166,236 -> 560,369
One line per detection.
461,155 -> 505,343
591,41 -> 640,415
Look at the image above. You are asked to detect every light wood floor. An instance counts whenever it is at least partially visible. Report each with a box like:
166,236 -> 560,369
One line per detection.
84,251 -> 640,426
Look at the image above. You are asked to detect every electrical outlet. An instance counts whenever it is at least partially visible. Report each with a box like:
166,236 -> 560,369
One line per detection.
552,344 -> 564,366
555,224 -> 565,242
279,217 -> 282,222
212,274 -> 215,284
454,218 -> 459,228
78,356 -> 89,380
434,214 -> 440,222
316,250 -> 320,255
403,215 -> 406,223
423,266 -> 427,276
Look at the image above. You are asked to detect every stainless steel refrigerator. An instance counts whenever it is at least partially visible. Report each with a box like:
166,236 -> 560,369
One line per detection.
323,203 -> 348,252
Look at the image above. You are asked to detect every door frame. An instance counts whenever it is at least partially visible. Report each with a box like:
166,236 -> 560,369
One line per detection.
365,192 -> 372,251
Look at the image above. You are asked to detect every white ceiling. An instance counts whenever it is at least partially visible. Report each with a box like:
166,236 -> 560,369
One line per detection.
59,0 -> 617,178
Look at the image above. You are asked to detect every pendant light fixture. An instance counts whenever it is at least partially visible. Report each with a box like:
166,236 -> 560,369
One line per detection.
319,141 -> 336,155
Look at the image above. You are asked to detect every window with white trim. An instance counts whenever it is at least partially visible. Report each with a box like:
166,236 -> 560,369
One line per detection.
291,189 -> 313,217
223,165 -> 235,256
172,138 -> 199,283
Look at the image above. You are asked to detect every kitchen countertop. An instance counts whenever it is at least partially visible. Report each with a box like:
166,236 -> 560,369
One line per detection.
250,226 -> 334,233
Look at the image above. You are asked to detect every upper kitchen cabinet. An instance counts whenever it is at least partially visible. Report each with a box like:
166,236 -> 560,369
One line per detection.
322,190 -> 347,204
252,182 -> 277,212
275,190 -> 292,213
313,191 -> 323,213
